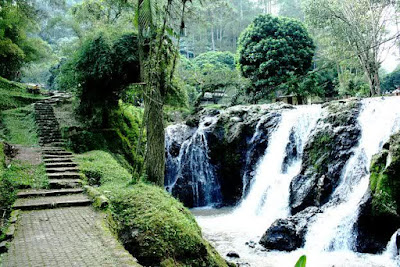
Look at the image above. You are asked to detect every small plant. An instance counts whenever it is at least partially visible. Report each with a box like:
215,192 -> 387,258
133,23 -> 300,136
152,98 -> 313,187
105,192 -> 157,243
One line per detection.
295,255 -> 307,267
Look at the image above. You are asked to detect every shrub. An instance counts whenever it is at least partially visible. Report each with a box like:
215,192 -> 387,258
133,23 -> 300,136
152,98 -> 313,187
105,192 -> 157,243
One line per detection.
238,14 -> 315,102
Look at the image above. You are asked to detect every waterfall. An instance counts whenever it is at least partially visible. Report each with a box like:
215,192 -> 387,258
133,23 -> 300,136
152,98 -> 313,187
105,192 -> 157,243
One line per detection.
234,105 -> 322,225
384,230 -> 399,258
165,116 -> 222,207
304,97 -> 400,252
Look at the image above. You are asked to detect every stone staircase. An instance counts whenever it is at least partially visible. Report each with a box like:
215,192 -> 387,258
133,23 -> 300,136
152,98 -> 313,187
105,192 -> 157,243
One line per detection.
13,93 -> 90,211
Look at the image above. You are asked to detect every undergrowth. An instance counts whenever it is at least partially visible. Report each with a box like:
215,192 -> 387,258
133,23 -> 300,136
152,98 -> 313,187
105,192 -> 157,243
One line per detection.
0,105 -> 39,146
0,76 -> 44,112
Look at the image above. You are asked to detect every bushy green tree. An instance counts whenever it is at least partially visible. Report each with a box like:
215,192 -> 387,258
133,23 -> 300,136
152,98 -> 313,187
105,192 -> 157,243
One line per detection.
0,0 -> 49,80
56,32 -> 141,126
381,68 -> 400,93
238,14 -> 315,102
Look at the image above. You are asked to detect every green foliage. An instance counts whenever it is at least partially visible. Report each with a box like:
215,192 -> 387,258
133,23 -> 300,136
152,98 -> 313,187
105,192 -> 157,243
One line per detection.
179,52 -> 248,106
295,255 -> 307,267
192,51 -> 236,70
0,1 -> 49,80
0,142 -> 15,238
109,183 -> 228,267
57,32 -> 140,126
0,105 -> 39,146
381,67 -> 400,93
238,14 -> 315,102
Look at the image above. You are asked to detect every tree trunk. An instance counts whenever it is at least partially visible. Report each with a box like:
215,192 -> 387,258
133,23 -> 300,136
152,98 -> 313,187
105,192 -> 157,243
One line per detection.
144,87 -> 165,186
366,64 -> 381,96
211,24 -> 215,51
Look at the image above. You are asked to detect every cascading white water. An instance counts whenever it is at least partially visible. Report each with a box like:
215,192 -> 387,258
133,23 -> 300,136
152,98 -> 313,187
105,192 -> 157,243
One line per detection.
165,116 -> 222,207
234,106 -> 322,225
384,230 -> 399,259
193,105 -> 323,265
304,97 -> 400,252
191,97 -> 400,267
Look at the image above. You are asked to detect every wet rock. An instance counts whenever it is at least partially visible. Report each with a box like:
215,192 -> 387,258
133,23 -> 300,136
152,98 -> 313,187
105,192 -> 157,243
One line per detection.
259,207 -> 321,251
355,132 -> 400,253
226,251 -> 240,258
354,190 -> 400,253
245,241 -> 257,248
289,100 -> 362,214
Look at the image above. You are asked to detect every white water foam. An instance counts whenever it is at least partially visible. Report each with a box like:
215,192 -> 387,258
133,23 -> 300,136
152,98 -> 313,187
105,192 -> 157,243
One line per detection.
304,97 -> 400,252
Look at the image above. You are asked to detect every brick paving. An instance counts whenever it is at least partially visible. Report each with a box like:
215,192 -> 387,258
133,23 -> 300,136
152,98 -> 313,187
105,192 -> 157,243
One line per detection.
0,95 -> 141,266
1,207 -> 140,267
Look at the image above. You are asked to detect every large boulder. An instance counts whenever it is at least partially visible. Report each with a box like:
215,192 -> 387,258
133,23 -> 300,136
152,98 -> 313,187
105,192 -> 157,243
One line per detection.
289,100 -> 362,214
166,103 -> 289,207
259,207 -> 321,251
355,132 -> 400,253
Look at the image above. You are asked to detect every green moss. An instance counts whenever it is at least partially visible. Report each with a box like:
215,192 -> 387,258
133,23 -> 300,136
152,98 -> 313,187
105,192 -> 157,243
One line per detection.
109,183 -> 228,267
307,132 -> 333,173
76,149 -> 227,266
75,150 -> 133,191
369,133 -> 400,217
0,105 -> 39,146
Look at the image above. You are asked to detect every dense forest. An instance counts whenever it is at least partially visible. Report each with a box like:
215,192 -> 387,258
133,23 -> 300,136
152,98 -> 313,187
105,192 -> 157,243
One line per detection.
2,0 -> 400,266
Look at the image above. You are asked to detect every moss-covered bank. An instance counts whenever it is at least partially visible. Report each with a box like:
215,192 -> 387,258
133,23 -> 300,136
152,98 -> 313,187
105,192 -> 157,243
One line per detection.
0,77 -> 44,112
76,150 -> 230,267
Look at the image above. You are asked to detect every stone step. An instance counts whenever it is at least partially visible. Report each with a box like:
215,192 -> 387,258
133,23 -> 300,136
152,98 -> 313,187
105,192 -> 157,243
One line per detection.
17,188 -> 84,198
49,179 -> 82,189
40,139 -> 63,143
42,142 -> 64,147
13,194 -> 91,210
48,172 -> 82,179
46,167 -> 79,174
43,158 -> 74,164
43,156 -> 73,161
46,162 -> 77,168
42,146 -> 66,152
42,151 -> 73,157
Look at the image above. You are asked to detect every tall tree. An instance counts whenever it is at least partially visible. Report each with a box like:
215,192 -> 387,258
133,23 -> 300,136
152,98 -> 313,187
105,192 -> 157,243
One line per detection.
303,0 -> 396,96
136,0 -> 194,186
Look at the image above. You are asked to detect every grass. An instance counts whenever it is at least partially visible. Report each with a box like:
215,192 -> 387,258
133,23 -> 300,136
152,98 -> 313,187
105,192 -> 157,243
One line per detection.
0,105 -> 39,146
3,160 -> 48,190
0,76 -> 45,112
0,142 -> 48,240
76,150 -> 228,267
75,150 -> 133,190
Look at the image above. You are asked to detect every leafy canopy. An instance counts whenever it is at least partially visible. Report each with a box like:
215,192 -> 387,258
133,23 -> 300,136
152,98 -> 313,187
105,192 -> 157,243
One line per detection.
0,0 -> 49,79
238,14 -> 315,102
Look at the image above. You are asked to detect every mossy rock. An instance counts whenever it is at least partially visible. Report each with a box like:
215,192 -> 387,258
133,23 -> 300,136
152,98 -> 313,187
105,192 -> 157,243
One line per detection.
370,132 -> 400,217
109,183 -> 229,267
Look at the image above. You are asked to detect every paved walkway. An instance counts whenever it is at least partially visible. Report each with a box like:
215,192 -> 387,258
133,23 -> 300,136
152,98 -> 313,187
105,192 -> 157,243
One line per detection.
2,207 -> 139,267
1,95 -> 141,266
